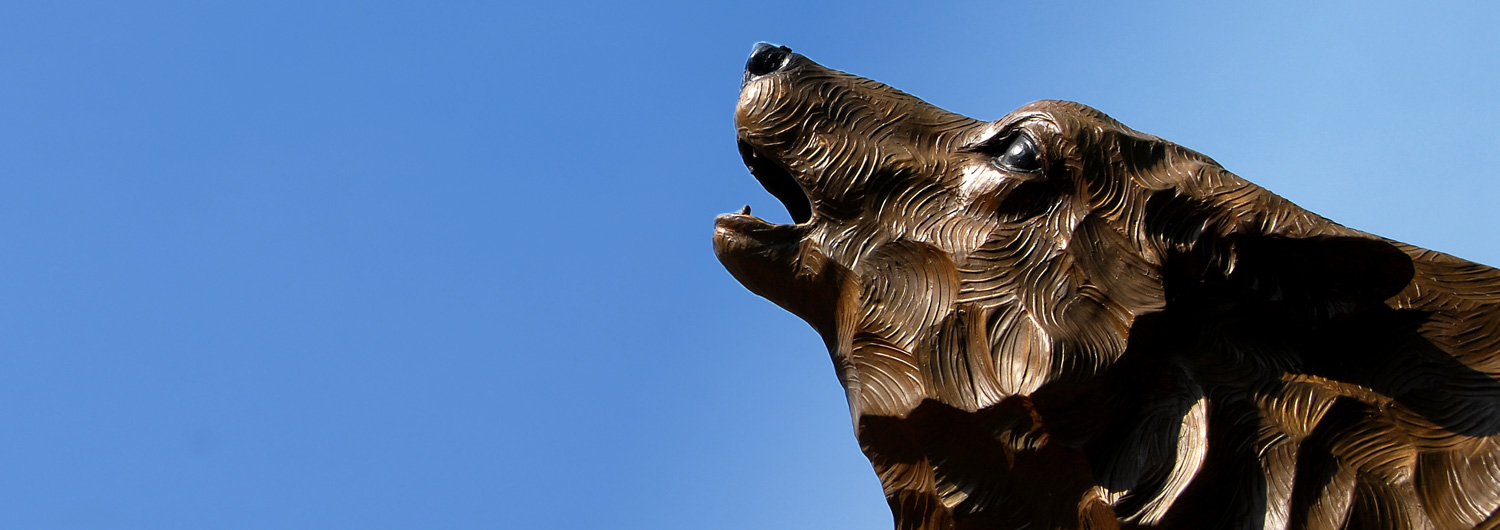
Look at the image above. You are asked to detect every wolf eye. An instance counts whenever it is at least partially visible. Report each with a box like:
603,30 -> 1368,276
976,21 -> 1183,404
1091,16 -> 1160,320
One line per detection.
995,134 -> 1041,173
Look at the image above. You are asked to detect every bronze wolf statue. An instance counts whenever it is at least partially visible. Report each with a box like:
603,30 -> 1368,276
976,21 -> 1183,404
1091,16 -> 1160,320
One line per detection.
714,43 -> 1500,530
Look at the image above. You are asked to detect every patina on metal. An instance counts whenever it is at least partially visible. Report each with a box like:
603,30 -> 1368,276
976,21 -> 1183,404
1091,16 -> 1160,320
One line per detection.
714,43 -> 1500,530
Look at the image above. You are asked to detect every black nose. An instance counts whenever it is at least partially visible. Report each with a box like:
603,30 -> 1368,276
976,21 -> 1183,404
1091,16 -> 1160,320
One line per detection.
745,42 -> 792,79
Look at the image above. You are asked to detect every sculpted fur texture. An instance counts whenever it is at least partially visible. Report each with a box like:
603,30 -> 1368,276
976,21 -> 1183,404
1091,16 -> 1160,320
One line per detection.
714,44 -> 1500,530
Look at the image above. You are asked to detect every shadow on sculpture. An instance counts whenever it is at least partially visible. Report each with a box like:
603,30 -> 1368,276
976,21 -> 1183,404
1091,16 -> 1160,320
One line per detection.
715,43 -> 1500,530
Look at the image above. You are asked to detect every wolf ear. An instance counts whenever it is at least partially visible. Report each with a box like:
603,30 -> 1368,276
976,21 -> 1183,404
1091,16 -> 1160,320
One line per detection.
1217,235 -> 1415,320
1145,182 -> 1414,320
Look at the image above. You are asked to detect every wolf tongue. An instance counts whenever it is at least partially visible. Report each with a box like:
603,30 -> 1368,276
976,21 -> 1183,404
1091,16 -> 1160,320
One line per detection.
739,205 -> 752,215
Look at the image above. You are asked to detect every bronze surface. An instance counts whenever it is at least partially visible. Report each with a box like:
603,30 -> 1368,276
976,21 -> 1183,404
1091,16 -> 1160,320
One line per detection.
714,43 -> 1500,530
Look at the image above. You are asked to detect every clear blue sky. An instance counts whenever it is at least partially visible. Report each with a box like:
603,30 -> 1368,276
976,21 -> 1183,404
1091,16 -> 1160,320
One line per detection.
2,2 -> 1497,528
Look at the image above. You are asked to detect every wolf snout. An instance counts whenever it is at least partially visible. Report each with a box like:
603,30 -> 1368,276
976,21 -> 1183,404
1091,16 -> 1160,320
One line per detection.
743,42 -> 792,85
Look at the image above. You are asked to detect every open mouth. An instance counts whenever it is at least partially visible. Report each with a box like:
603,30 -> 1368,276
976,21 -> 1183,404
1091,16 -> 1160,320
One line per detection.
737,139 -> 813,224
